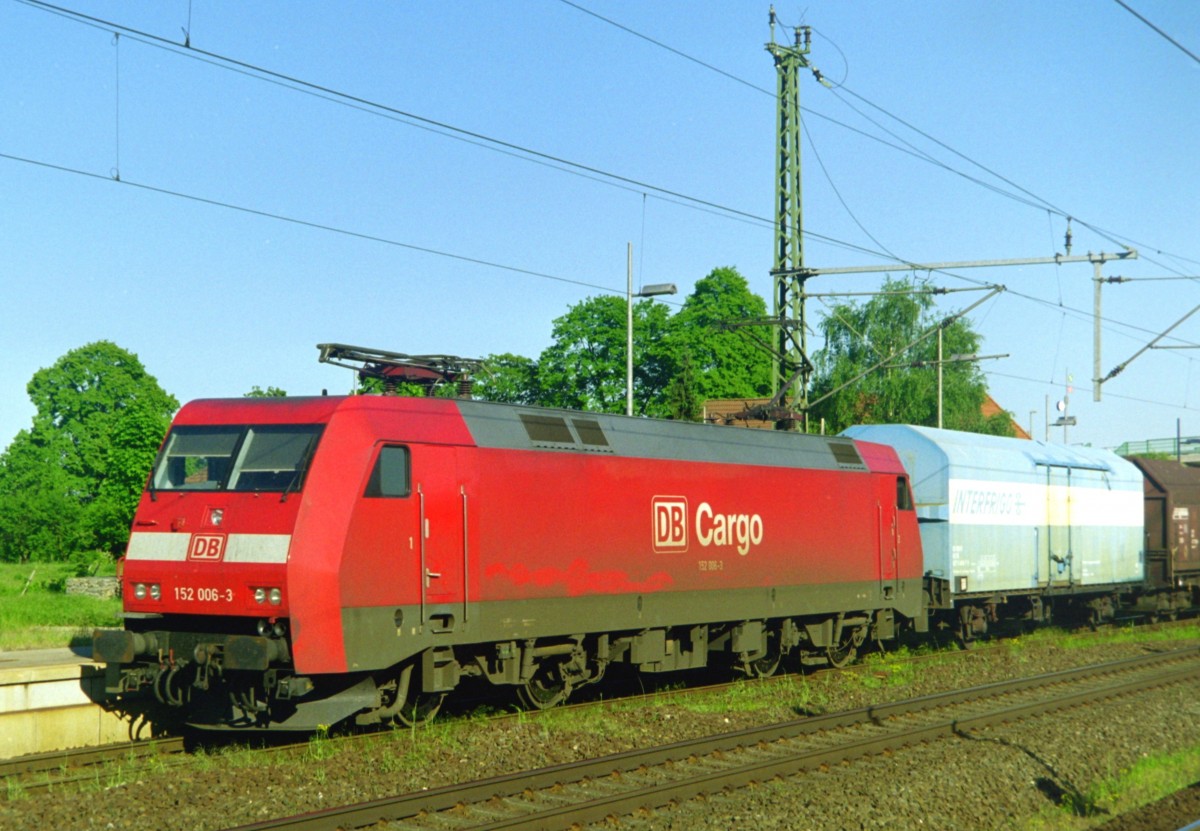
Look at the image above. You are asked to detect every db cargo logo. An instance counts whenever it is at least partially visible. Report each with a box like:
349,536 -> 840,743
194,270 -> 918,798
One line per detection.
188,533 -> 227,561
652,496 -> 689,553
652,496 -> 764,556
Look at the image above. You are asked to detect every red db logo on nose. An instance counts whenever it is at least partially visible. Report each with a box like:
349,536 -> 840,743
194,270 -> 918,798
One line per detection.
188,533 -> 227,561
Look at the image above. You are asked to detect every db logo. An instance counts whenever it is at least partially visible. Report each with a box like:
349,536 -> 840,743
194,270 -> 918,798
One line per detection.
652,496 -> 688,553
188,533 -> 227,561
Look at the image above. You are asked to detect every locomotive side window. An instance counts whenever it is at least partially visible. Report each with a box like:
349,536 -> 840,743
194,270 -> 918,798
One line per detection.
151,424 -> 322,492
364,445 -> 410,498
896,476 -> 914,511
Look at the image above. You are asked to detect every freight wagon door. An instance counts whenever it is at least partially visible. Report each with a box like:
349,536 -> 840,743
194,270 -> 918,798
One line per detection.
1172,506 -> 1200,578
1043,465 -> 1073,587
411,445 -> 467,630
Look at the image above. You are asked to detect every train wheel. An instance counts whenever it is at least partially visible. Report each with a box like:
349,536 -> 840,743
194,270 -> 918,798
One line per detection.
516,660 -> 571,710
825,623 -> 866,669
395,693 -> 444,727
748,627 -> 783,678
392,664 -> 444,727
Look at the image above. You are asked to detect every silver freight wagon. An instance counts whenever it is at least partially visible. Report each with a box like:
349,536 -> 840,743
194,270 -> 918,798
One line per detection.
844,425 -> 1144,633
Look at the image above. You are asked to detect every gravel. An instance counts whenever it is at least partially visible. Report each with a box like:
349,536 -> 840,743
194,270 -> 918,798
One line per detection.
3,632 -> 1199,831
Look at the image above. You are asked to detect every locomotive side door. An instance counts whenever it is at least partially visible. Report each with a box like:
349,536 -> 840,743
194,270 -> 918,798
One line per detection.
876,475 -> 903,600
410,444 -> 467,631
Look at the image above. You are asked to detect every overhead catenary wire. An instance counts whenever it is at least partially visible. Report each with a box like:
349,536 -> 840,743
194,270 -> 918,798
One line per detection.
0,151 -> 623,296
557,0 -> 1195,275
553,0 -> 1200,407
9,1 -> 1200,378
19,0 -> 1188,288
1113,0 -> 1200,66
26,0 -> 1167,278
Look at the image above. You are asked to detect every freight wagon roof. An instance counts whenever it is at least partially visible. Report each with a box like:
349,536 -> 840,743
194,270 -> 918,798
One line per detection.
840,424 -> 1144,500
1129,456 -> 1200,500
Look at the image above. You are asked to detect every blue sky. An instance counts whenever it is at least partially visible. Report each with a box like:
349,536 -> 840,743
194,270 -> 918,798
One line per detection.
2,0 -> 1197,450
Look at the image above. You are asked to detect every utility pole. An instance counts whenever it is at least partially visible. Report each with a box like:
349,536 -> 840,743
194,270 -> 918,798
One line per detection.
765,8 -> 812,427
753,14 -> 1141,428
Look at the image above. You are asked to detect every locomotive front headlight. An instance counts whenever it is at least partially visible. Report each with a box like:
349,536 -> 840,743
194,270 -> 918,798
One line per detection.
257,619 -> 270,637
268,588 -> 282,606
134,583 -> 147,600
272,620 -> 287,637
149,584 -> 161,601
254,587 -> 267,604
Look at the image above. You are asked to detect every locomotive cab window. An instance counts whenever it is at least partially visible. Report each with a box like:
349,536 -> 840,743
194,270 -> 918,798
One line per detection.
151,424 -> 323,492
364,445 -> 410,498
896,476 -> 914,511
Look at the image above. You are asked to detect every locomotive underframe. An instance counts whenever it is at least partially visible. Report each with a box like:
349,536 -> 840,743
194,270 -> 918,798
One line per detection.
96,574 -> 1200,729
95,575 -> 937,730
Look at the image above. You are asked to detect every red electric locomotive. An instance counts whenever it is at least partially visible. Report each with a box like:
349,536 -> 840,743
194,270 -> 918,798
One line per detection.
94,394 -> 928,729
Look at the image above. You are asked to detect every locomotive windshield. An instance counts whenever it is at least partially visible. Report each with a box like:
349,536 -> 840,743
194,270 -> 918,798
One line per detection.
151,424 -> 324,492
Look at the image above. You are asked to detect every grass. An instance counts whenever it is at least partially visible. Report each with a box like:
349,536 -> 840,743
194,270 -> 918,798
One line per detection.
1025,744 -> 1200,830
999,621 -> 1200,665
0,560 -> 122,651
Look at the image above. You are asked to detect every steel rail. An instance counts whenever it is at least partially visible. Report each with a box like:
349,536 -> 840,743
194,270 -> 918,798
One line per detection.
226,646 -> 1200,831
0,638 -> 987,797
0,735 -> 186,795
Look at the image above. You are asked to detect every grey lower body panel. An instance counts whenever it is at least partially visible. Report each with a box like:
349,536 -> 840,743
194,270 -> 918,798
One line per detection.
339,578 -> 925,672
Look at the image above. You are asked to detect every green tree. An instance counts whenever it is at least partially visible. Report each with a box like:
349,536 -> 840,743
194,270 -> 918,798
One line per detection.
659,266 -> 772,419
504,269 -> 772,418
86,398 -> 175,555
474,353 -> 540,404
809,276 -> 1012,436
0,430 -> 84,562
245,385 -> 288,397
537,295 -> 673,414
0,341 -> 178,560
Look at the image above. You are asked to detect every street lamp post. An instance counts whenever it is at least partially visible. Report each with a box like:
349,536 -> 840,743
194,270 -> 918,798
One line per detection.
626,243 -> 676,416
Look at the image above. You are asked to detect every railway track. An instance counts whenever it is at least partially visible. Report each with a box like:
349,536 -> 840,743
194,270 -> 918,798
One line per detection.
0,636 -> 988,797
224,646 -> 1200,831
0,628 -> 1167,800
0,735 -> 186,795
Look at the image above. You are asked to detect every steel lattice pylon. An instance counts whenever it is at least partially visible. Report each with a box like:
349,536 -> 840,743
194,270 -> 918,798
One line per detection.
765,13 -> 813,426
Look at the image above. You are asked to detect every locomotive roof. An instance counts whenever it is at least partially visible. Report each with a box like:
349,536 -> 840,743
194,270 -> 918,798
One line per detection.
173,395 -> 894,474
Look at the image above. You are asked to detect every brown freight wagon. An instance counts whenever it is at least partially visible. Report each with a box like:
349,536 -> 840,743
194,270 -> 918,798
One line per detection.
1128,456 -> 1200,613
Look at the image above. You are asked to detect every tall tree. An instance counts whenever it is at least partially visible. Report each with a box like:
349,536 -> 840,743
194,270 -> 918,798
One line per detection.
0,429 -> 83,562
659,267 -> 772,419
0,341 -> 178,560
474,353 -> 541,405
536,295 -> 673,414
809,277 -> 1012,435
